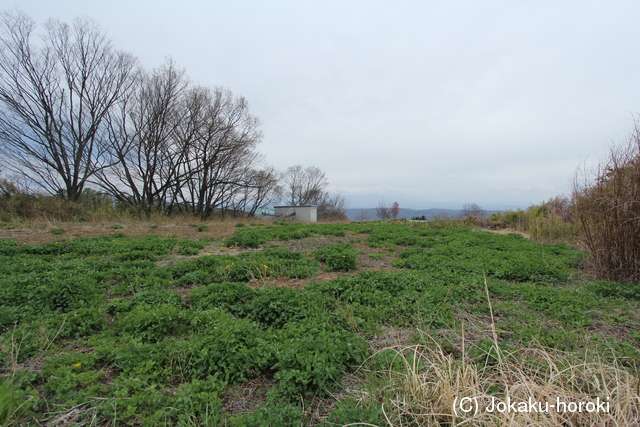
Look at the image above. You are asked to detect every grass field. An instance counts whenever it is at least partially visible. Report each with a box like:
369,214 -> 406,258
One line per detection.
1,219 -> 639,426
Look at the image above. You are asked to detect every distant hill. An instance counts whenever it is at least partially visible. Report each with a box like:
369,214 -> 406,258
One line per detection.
345,207 -> 503,221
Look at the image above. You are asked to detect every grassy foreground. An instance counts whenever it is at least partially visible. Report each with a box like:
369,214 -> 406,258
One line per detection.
1,220 -> 639,425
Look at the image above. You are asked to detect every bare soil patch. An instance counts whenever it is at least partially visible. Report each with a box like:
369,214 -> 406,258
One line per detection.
0,219 -> 241,245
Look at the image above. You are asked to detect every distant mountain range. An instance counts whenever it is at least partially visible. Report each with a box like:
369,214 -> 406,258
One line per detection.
344,207 -> 504,221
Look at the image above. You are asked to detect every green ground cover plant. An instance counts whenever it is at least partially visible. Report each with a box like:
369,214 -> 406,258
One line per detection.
313,243 -> 358,271
1,221 -> 638,425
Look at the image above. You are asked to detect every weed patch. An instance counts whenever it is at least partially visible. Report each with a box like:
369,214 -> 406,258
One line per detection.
1,221 -> 637,425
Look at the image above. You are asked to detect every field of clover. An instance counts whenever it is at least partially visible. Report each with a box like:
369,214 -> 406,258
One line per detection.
1,221 -> 639,426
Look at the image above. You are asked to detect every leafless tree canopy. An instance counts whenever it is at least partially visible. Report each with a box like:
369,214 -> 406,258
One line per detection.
317,190 -> 348,221
280,165 -> 347,220
0,11 -> 343,220
97,59 -> 186,214
461,203 -> 485,219
376,200 -> 392,220
96,67 -> 272,219
0,11 -> 138,201
281,165 -> 328,206
231,165 -> 282,217
175,86 -> 264,219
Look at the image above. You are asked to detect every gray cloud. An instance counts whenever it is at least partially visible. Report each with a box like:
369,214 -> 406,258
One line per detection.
10,0 -> 640,208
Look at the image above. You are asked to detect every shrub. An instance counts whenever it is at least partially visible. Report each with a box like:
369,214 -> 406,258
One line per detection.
258,248 -> 303,260
282,258 -> 321,278
224,230 -> 266,248
590,280 -> 640,300
572,121 -> 640,282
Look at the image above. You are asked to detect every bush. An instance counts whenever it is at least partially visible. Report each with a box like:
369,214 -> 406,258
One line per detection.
590,280 -> 640,300
177,240 -> 206,255
224,229 -> 266,248
572,120 -> 640,283
0,181 -> 118,221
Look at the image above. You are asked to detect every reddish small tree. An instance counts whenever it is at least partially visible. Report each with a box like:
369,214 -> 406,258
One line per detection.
391,201 -> 400,219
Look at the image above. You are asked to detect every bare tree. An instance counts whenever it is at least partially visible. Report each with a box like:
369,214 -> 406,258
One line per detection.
354,211 -> 371,221
317,190 -> 348,221
230,165 -> 282,217
97,59 -> 187,216
0,11 -> 137,201
376,200 -> 392,220
279,165 -> 347,220
281,165 -> 328,206
174,86 -> 263,219
461,203 -> 485,218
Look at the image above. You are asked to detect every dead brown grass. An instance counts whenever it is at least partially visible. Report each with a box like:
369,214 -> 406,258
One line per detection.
485,227 -> 531,239
348,329 -> 640,427
0,217 -> 242,246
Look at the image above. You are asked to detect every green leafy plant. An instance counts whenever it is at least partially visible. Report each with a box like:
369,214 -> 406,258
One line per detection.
1,220 -> 637,426
271,320 -> 369,397
118,305 -> 188,343
314,243 -> 357,272
189,282 -> 255,317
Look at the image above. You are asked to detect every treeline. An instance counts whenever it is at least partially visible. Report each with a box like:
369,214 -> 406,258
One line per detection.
0,11 -> 346,220
488,196 -> 577,242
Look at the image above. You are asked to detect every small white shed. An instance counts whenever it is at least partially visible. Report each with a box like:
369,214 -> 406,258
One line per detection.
274,205 -> 318,222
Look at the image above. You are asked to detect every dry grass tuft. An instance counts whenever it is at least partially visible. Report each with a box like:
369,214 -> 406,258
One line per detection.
354,332 -> 640,426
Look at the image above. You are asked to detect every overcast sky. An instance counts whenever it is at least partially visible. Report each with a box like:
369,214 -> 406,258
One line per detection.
4,0 -> 640,209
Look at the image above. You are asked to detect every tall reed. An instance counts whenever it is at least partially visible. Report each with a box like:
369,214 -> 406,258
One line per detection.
572,121 -> 640,283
